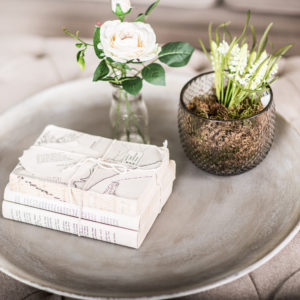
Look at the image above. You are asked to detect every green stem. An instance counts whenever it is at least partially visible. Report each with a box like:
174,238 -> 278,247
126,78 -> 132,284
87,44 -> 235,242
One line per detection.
250,93 -> 255,105
123,90 -> 147,144
124,90 -> 131,141
129,111 -> 148,144
112,89 -> 122,136
106,58 -> 121,84
116,90 -> 121,128
224,79 -> 232,106
220,72 -> 224,104
63,28 -> 93,47
134,58 -> 159,77
228,86 -> 238,108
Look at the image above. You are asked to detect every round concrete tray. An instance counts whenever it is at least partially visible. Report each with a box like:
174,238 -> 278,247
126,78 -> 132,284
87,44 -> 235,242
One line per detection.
0,73 -> 299,299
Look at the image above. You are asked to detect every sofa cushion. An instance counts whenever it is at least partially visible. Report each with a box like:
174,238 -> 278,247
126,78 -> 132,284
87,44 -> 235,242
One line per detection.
224,0 -> 300,16
132,0 -> 218,9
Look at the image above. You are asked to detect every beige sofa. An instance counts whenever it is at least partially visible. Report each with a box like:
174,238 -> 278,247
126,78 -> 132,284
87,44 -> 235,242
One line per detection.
0,0 -> 299,299
0,0 -> 300,55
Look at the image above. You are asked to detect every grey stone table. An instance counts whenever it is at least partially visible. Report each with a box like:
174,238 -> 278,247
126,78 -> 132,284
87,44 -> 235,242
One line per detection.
0,73 -> 299,299
0,36 -> 300,299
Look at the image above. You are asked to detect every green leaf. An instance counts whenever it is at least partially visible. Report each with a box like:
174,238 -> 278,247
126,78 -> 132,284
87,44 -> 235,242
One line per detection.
93,26 -> 104,59
127,59 -> 143,64
135,13 -> 146,22
142,63 -> 165,86
100,76 -> 115,81
122,77 -> 143,95
215,21 -> 231,43
158,42 -> 194,67
198,39 -> 211,62
236,10 -> 251,43
208,22 -> 213,48
114,3 -> 132,21
250,24 -> 256,52
76,50 -> 82,62
135,0 -> 159,22
78,55 -> 85,71
145,0 -> 160,16
115,3 -> 124,15
272,44 -> 293,57
93,60 -> 109,81
267,44 -> 292,75
76,50 -> 85,71
62,27 -> 70,36
75,43 -> 82,48
224,73 -> 269,93
106,57 -> 114,63
257,22 -> 273,59
225,37 -> 237,62
240,33 -> 249,46
223,26 -> 232,42
112,62 -> 132,71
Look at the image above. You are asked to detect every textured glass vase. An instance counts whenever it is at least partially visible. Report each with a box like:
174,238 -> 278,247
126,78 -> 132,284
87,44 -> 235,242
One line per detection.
178,72 -> 276,176
109,85 -> 150,144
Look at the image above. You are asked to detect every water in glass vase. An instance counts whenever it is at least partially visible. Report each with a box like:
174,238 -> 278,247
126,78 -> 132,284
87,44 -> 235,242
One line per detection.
109,85 -> 150,144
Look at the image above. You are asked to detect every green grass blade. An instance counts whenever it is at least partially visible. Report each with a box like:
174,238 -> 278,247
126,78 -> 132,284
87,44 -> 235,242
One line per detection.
223,26 -> 232,43
272,44 -> 293,57
236,10 -> 251,43
224,73 -> 269,93
250,24 -> 256,52
225,37 -> 237,63
241,33 -> 249,46
215,26 -> 220,45
266,44 -> 293,77
199,39 -> 211,62
257,22 -> 273,58
216,21 -> 231,44
208,22 -> 213,48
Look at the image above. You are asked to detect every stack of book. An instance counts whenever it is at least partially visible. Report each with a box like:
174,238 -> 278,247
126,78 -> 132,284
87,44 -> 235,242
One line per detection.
2,125 -> 175,248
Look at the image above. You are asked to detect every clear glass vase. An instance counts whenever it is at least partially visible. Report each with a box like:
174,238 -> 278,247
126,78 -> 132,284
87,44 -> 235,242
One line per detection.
109,85 -> 150,144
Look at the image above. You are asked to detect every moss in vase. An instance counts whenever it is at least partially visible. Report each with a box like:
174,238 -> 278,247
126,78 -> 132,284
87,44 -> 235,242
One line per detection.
187,92 -> 264,120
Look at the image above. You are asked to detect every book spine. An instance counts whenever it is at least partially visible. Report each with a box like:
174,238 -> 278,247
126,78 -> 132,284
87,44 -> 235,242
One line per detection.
2,201 -> 139,249
9,173 -> 140,216
4,187 -> 140,230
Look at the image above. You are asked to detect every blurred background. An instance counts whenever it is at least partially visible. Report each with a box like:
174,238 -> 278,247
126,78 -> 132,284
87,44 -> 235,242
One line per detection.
0,0 -> 299,111
1,0 -> 299,52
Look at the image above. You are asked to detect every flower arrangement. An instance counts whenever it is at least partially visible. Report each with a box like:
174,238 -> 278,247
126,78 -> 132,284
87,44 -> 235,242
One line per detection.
63,0 -> 194,96
178,11 -> 292,175
198,11 -> 292,115
63,0 -> 194,143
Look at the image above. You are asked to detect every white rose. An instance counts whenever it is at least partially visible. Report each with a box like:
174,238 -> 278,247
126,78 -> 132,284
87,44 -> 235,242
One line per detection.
111,0 -> 131,14
99,20 -> 160,63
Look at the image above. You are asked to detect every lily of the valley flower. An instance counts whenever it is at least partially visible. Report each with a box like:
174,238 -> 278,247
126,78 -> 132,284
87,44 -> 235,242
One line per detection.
212,40 -> 278,91
111,0 -> 132,14
99,20 -> 160,63
199,11 -> 291,108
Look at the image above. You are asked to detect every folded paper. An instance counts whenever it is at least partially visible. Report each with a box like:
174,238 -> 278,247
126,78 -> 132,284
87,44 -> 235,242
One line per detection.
9,125 -> 171,215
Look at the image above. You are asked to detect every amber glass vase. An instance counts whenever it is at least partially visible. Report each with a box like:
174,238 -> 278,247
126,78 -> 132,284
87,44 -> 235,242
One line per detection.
178,72 -> 276,176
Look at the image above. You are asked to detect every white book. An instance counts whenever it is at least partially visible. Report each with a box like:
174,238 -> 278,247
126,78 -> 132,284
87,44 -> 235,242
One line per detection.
2,200 -> 138,248
9,125 -> 172,216
4,161 -> 175,230
4,187 -> 139,230
2,180 -> 174,249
